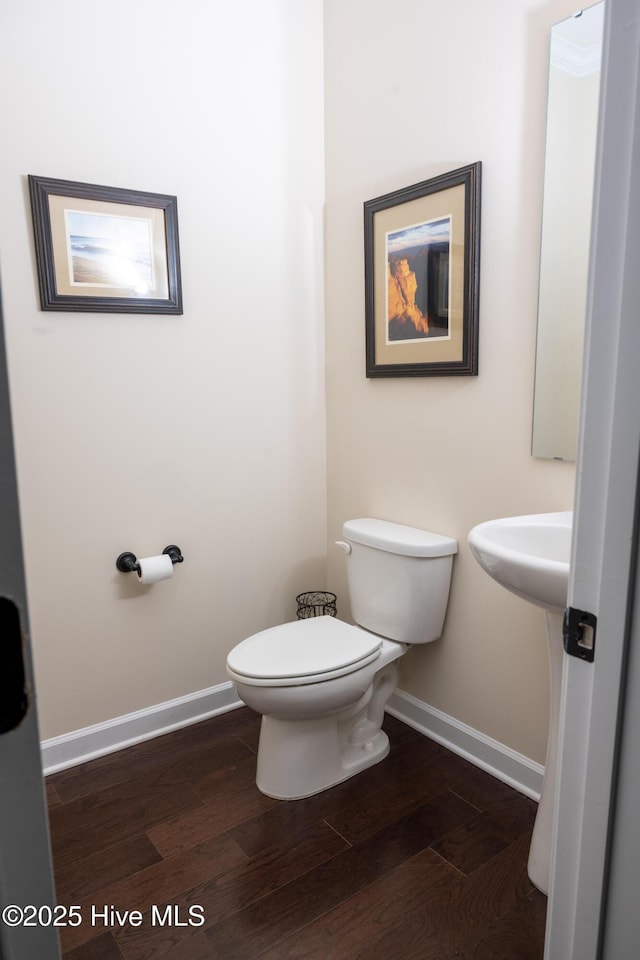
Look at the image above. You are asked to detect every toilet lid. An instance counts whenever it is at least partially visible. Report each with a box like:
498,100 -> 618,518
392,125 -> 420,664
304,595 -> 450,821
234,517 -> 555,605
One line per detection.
226,616 -> 382,686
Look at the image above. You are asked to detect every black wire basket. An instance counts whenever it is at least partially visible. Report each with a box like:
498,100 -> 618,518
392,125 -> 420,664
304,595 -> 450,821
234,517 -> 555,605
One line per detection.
296,591 -> 337,619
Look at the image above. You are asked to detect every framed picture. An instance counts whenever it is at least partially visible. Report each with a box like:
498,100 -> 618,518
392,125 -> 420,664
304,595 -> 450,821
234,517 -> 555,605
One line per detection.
364,162 -> 481,377
28,176 -> 182,314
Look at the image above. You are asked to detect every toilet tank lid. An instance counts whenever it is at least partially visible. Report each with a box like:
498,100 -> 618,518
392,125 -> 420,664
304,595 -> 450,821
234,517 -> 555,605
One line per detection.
343,518 -> 458,558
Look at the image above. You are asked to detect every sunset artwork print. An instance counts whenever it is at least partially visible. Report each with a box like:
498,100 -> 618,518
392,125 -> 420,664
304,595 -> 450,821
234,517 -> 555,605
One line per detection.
386,216 -> 451,342
364,163 -> 480,377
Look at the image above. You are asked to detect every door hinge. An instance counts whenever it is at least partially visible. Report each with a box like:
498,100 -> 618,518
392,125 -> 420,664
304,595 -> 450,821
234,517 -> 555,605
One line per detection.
563,606 -> 597,662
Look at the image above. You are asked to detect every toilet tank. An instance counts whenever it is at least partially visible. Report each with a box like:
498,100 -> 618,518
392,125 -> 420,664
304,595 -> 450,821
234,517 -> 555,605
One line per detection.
341,518 -> 457,645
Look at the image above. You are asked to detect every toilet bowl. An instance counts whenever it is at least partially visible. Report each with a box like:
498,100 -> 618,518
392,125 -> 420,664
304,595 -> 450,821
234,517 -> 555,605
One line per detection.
226,518 -> 457,800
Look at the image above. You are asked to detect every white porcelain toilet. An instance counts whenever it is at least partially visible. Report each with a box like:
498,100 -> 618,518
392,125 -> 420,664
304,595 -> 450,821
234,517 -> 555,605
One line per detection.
226,518 -> 457,800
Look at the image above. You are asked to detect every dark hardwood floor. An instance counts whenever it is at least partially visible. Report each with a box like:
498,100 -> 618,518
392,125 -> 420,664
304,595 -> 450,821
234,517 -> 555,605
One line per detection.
46,707 -> 547,959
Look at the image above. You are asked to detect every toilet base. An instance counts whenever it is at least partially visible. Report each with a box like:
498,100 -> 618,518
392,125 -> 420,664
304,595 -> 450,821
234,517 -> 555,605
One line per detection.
256,712 -> 390,800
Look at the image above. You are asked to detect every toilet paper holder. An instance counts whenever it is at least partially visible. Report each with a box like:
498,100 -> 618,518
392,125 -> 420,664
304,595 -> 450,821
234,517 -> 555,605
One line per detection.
116,545 -> 184,573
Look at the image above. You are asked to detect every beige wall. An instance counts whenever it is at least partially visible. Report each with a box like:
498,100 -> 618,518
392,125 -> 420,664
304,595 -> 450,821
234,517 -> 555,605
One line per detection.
0,0 -> 589,766
324,0 -> 580,763
0,0 -> 326,739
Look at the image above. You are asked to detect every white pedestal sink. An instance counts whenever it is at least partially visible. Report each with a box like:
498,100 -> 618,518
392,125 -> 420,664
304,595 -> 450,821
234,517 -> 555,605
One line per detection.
468,511 -> 572,896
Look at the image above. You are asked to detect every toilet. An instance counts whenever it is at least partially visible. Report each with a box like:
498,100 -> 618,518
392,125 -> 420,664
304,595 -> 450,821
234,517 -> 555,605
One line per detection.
226,518 -> 457,800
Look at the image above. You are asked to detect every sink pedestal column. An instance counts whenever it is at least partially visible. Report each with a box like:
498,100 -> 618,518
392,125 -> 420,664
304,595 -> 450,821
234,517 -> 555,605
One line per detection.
527,609 -> 564,895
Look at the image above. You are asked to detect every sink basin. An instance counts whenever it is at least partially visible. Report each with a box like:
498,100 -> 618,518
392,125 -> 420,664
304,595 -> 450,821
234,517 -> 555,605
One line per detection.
468,511 -> 572,612
467,510 -> 573,896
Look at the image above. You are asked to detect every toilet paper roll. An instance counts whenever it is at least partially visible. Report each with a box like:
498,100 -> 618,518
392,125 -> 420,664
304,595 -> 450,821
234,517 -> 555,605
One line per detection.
136,554 -> 174,585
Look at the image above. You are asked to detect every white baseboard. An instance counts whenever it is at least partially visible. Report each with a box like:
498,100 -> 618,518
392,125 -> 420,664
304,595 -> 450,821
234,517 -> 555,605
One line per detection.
42,681 -> 544,802
41,681 -> 243,775
386,689 -> 544,801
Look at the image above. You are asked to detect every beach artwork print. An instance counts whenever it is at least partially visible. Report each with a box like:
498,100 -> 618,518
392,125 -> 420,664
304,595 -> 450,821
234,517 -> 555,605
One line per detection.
65,210 -> 154,295
386,215 -> 451,342
28,175 -> 182,313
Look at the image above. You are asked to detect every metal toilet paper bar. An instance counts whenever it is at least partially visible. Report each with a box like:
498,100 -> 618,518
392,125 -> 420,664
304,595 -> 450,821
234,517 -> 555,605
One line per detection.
115,545 -> 184,574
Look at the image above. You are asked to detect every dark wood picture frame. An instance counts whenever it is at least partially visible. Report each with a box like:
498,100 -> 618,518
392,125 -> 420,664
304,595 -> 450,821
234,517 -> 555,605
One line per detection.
364,162 -> 481,377
28,175 -> 182,314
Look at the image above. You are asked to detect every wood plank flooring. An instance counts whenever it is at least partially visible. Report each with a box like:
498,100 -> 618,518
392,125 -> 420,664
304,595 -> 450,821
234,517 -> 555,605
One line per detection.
46,707 -> 547,959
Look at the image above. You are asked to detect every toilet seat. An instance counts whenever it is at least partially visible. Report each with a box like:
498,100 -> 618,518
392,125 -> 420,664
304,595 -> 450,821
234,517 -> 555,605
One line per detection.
226,616 -> 382,687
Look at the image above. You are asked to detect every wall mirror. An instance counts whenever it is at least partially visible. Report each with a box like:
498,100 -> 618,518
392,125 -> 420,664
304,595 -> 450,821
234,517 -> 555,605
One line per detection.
531,2 -> 604,461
